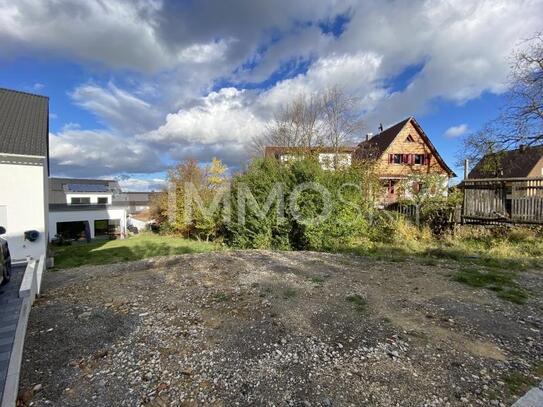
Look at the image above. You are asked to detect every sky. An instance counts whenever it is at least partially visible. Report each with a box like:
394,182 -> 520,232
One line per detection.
0,0 -> 542,191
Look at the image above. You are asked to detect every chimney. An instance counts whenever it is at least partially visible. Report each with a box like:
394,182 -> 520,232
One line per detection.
378,123 -> 384,133
365,132 -> 374,142
519,144 -> 526,152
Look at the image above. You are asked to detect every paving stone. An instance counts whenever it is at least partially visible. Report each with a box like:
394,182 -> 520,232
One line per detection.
512,388 -> 543,407
0,265 -> 25,400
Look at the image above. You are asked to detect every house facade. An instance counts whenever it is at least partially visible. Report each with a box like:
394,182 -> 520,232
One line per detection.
264,146 -> 355,170
48,178 -> 155,240
0,88 -> 49,263
354,117 -> 455,205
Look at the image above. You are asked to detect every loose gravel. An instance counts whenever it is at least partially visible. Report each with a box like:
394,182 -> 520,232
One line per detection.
18,250 -> 543,406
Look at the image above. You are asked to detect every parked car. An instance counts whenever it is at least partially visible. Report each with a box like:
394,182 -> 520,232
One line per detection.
0,226 -> 11,285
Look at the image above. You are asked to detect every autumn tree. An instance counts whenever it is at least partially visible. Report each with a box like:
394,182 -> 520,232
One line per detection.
153,158 -> 229,240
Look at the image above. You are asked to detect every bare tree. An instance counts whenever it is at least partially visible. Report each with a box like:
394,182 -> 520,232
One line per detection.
252,86 -> 364,159
460,123 -> 507,176
502,33 -> 543,145
259,94 -> 324,149
321,86 -> 364,149
460,33 -> 543,169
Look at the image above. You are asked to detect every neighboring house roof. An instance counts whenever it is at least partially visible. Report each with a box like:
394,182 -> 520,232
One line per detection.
468,145 -> 543,179
354,116 -> 456,177
0,88 -> 49,157
264,146 -> 356,158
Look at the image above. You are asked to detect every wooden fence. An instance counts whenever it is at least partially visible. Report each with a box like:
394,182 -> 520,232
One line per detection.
461,177 -> 543,225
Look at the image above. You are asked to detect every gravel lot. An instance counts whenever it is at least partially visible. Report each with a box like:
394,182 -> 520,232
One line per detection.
19,250 -> 543,406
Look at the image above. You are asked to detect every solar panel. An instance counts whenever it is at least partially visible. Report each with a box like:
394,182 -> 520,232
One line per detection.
67,183 -> 109,193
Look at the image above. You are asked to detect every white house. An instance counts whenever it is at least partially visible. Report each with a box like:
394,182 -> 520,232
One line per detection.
48,178 -> 155,240
0,88 -> 49,263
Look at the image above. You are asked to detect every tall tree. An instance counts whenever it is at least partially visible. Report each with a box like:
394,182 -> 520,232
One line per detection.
503,33 -> 543,145
252,86 -> 364,157
322,86 -> 364,150
461,33 -> 543,169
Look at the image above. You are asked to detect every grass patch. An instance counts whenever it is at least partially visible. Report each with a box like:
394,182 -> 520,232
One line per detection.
346,294 -> 367,313
213,292 -> 230,302
503,362 -> 543,395
453,267 -> 529,304
310,276 -> 325,285
52,233 -> 221,269
282,288 -> 297,299
344,224 -> 543,271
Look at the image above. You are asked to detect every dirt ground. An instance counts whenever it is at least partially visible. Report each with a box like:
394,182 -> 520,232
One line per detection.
19,250 -> 543,406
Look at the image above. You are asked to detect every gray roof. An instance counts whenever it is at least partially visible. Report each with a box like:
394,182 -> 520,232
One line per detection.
0,88 -> 49,157
469,145 -> 543,178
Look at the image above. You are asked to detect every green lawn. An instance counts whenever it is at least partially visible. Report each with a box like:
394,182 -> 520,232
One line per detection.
52,233 -> 222,269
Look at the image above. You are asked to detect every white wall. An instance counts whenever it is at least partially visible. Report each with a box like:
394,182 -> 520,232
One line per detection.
0,162 -> 47,262
49,208 -> 127,240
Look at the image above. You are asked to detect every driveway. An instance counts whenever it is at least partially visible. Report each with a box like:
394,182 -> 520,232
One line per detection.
19,251 -> 543,406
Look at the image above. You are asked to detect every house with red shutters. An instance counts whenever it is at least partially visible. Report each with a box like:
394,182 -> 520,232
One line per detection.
353,116 -> 456,204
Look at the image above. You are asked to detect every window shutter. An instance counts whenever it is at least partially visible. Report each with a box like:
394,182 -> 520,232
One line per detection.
389,154 -> 393,163
426,154 -> 431,165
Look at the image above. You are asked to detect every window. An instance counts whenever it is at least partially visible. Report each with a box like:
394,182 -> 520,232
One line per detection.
406,134 -> 415,142
94,219 -> 121,238
387,180 -> 397,195
414,154 -> 431,165
70,197 -> 91,205
390,154 -> 413,164
97,197 -> 108,204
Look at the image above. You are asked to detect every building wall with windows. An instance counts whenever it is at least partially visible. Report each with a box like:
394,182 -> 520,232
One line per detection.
375,121 -> 449,178
48,207 -> 127,240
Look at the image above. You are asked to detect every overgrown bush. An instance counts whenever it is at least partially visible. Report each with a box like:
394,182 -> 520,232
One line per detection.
420,189 -> 463,235
224,157 -> 377,251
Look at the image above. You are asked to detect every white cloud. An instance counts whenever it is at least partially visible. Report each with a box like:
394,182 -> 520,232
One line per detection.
5,0 -> 542,180
444,124 -> 469,138
141,88 -> 266,166
70,82 -> 162,134
117,177 -> 166,192
259,52 -> 385,113
49,127 -> 166,178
